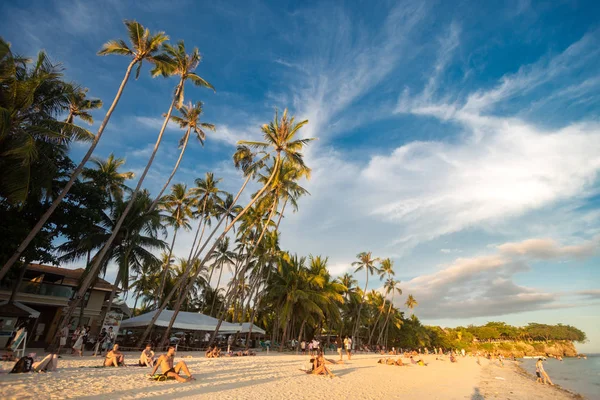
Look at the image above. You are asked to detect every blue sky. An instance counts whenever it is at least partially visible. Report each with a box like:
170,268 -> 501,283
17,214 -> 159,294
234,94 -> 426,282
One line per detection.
2,0 -> 599,351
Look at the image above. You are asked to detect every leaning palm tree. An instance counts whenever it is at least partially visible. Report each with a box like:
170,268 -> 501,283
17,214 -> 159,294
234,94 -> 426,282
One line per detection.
368,258 -> 394,344
351,251 -> 380,342
188,172 -> 223,261
137,109 -> 313,347
82,154 -> 134,205
155,183 -> 193,306
377,278 -> 402,344
58,40 -> 214,331
208,236 -> 236,315
0,20 -> 171,280
149,101 -> 215,211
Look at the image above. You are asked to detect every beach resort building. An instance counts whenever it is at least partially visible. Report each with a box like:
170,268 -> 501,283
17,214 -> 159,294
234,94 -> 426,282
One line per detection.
0,264 -> 119,348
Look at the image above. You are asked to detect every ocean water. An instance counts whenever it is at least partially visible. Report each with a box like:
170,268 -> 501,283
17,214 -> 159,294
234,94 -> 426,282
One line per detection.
520,355 -> 600,400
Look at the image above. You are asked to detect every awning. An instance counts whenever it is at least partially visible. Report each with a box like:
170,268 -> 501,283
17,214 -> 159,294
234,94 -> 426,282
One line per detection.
120,310 -> 263,334
0,301 -> 40,318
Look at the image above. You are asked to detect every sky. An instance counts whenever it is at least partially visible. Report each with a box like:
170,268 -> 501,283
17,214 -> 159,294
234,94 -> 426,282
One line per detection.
2,0 -> 599,352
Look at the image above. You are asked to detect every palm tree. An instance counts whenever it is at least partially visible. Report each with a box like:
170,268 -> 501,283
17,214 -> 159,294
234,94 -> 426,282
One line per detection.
208,236 -> 235,315
65,86 -> 103,125
149,101 -> 215,211
405,294 -> 418,316
56,190 -> 166,332
139,110 -> 313,347
188,173 -> 223,261
368,258 -> 394,344
377,278 -> 402,345
60,39 -> 214,331
155,183 -> 193,306
351,251 -> 380,342
82,154 -> 134,205
0,20 -> 170,280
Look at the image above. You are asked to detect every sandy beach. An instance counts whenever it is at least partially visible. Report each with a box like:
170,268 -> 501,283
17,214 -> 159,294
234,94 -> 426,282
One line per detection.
0,352 -> 581,399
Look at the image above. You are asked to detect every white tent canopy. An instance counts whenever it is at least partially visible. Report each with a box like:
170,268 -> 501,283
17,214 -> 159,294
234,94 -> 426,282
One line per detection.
120,310 -> 264,334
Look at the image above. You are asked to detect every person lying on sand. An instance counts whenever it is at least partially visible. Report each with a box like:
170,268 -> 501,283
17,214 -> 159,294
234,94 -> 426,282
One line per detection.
409,356 -> 427,366
150,346 -> 195,383
104,344 -> 124,367
139,344 -> 155,367
32,354 -> 58,372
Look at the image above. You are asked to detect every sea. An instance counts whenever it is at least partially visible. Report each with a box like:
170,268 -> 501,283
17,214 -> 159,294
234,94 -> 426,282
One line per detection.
520,355 -> 600,400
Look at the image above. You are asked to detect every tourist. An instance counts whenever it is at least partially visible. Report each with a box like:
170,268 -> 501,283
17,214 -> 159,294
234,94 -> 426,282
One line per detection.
335,336 -> 343,361
70,326 -> 81,354
536,358 -> 554,385
344,336 -> 352,360
300,340 -> 306,355
227,335 -> 234,353
57,325 -> 69,355
139,344 -> 155,367
104,344 -> 124,367
72,328 -> 85,357
95,328 -> 107,356
150,346 -> 195,382
104,327 -> 115,353
32,354 -> 58,372
308,340 -> 313,356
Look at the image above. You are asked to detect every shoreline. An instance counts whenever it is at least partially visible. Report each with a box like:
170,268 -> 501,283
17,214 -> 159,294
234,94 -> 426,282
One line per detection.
0,352 -> 587,399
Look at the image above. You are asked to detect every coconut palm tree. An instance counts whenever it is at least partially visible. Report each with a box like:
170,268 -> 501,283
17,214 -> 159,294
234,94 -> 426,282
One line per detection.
377,278 -> 402,345
368,258 -> 395,344
0,21 -> 171,280
60,39 -> 214,331
82,154 -> 134,205
405,294 -> 418,316
65,86 -> 103,125
141,110 -> 313,347
155,183 -> 193,306
57,190 -> 166,331
208,236 -> 235,315
351,251 -> 380,342
149,101 -> 215,211
188,173 -> 223,262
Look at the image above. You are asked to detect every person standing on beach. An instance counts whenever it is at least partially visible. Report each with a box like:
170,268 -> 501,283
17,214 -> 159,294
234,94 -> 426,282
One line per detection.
335,337 -> 343,361
536,358 -> 554,385
57,325 -> 69,355
345,336 -> 352,360
301,340 -> 306,355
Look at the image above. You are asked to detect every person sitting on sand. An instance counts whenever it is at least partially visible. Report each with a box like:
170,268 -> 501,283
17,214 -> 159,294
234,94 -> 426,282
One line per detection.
205,346 -> 220,358
307,351 -> 335,378
150,346 -> 195,383
104,344 -> 124,367
139,344 -> 155,367
450,353 -> 457,363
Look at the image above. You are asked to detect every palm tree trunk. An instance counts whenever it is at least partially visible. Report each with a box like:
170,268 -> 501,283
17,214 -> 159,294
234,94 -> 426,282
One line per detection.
168,157 -> 282,348
368,305 -> 385,345
156,228 -> 177,307
97,275 -> 121,336
148,128 -> 191,212
378,292 -> 395,344
209,263 -> 224,315
57,79 -> 184,336
0,59 -> 138,281
353,272 -> 369,343
8,261 -> 28,304
279,318 -> 289,352
136,170 -> 255,348
296,318 -> 307,354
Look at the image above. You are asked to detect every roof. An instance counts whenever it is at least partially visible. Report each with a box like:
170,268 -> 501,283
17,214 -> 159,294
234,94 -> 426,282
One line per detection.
26,264 -> 115,291
0,301 -> 40,318
120,310 -> 264,334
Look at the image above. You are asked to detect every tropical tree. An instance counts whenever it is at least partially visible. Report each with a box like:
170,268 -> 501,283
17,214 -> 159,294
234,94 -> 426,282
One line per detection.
1,20 -> 171,280
405,294 -> 418,316
57,39 -> 215,333
368,258 -> 395,344
64,86 -> 103,125
81,154 -> 134,205
351,251 -> 380,341
188,173 -> 223,261
155,183 -> 193,306
208,236 -> 235,315
377,278 -> 402,345
149,101 -> 215,211
138,109 -> 313,347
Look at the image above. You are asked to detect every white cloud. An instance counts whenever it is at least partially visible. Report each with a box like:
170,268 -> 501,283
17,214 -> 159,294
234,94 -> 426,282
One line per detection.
400,237 -> 600,319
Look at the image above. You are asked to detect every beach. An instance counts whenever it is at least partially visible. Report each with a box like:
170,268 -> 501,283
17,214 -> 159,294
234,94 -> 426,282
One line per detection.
0,352 -> 582,399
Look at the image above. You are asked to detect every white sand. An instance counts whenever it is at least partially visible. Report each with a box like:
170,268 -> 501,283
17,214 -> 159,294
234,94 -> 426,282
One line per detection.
0,352 -> 580,399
